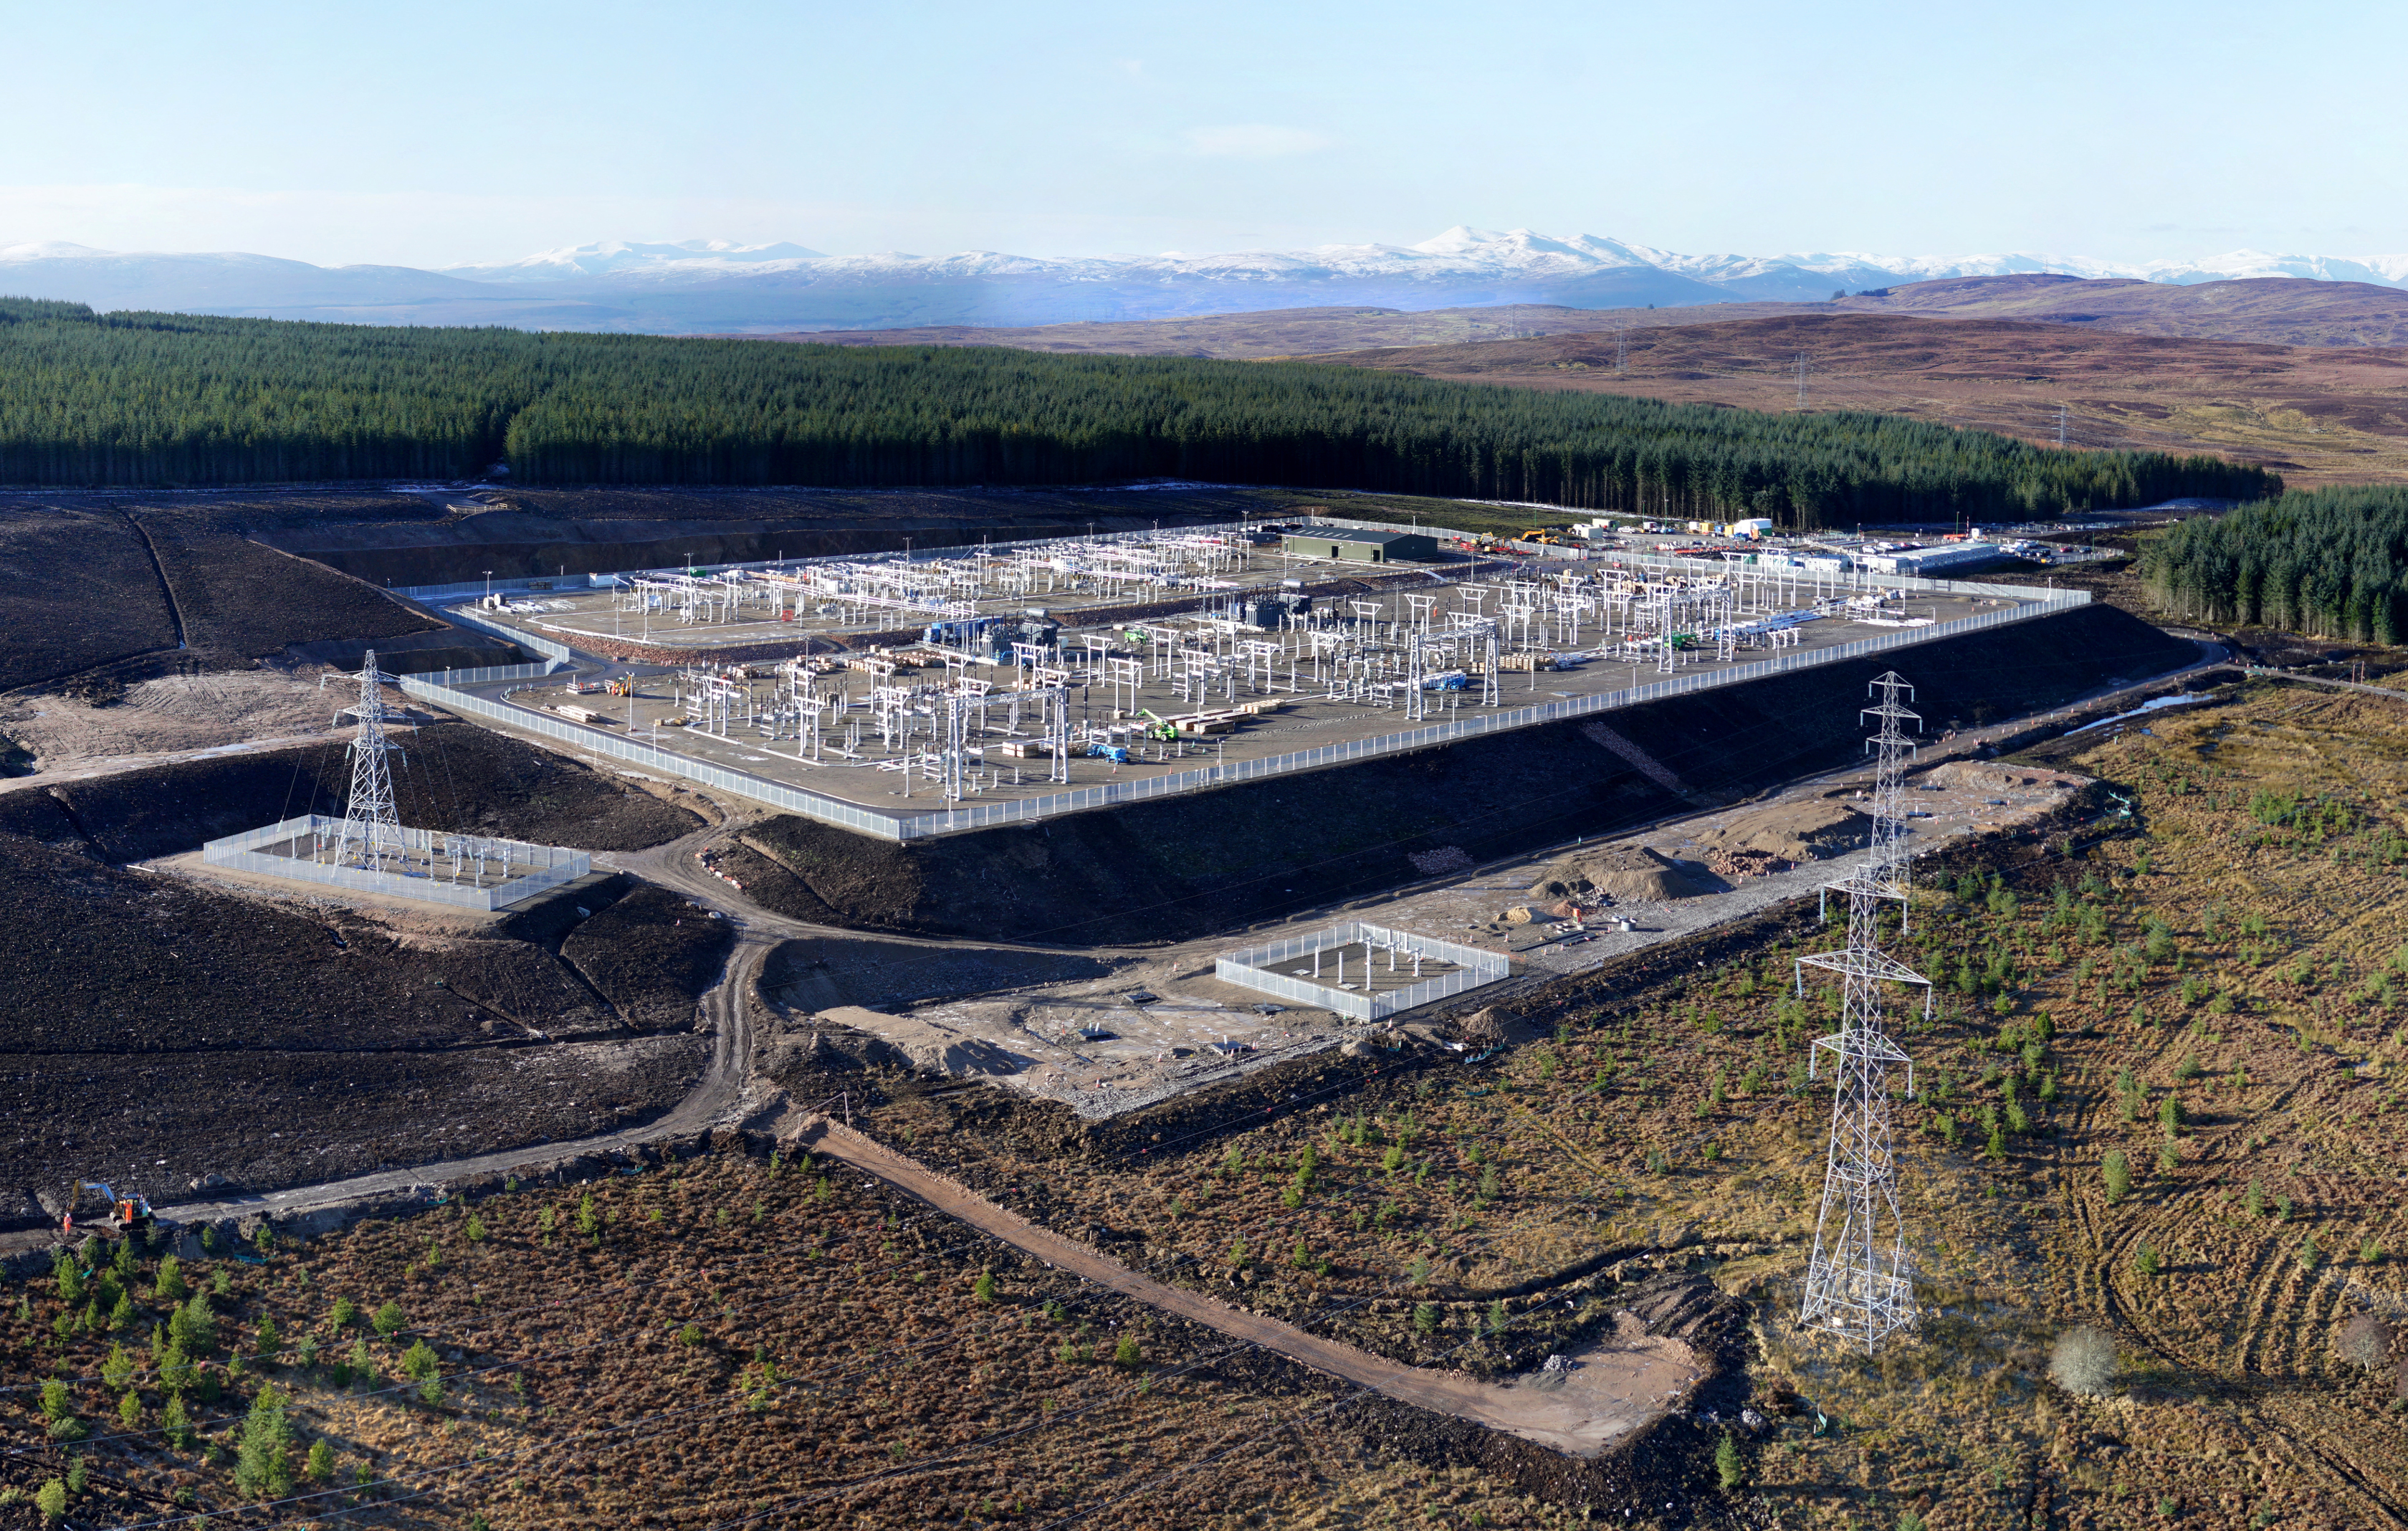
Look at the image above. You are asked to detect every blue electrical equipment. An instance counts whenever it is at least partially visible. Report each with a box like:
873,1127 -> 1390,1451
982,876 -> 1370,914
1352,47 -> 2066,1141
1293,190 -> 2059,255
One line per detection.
1243,592 -> 1313,629
923,616 -> 1000,649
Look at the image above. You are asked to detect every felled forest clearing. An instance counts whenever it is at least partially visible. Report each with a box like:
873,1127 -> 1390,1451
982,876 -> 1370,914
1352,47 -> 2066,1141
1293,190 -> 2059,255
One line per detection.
872,676 -> 2408,1529
8,677 -> 2406,1531
1,1156 -> 1593,1530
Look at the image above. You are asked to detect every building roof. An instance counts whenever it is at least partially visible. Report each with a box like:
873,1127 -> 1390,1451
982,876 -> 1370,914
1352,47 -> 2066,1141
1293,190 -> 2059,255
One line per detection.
1286,526 -> 1433,547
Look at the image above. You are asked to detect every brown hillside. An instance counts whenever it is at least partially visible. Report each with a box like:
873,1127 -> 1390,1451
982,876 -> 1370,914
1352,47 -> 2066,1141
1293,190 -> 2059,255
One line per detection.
726,302 -> 1774,359
1305,312 -> 2408,488
1835,272 -> 2408,348
735,275 -> 2408,361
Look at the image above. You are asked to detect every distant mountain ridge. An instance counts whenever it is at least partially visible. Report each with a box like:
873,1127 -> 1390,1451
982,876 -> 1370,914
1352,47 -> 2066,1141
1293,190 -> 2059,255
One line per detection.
4,226 -> 2407,334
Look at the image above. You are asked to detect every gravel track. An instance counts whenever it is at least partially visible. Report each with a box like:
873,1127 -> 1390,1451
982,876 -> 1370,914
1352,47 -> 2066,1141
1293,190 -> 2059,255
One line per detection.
788,1116 -> 1697,1458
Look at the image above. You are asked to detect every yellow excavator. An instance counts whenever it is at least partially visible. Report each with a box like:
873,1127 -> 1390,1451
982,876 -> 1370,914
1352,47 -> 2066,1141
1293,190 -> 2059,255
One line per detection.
61,1181 -> 156,1238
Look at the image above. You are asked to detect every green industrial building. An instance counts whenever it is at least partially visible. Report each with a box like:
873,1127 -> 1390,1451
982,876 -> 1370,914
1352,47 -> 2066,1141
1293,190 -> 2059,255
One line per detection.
1281,528 -> 1440,564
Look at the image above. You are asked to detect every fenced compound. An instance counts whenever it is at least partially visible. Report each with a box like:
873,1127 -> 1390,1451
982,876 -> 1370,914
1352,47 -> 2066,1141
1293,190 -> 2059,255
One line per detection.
1215,922 -> 1511,1022
201,814 -> 591,912
399,591 -> 2083,841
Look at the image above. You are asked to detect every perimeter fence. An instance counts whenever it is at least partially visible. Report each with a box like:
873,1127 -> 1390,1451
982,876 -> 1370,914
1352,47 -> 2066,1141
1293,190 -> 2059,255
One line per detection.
201,814 -> 590,911
402,591 -> 2081,841
1215,920 -> 1514,1022
383,510 -> 2088,840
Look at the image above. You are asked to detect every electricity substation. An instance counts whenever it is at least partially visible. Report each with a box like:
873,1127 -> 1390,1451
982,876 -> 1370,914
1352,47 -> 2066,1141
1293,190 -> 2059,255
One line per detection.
386,518 -> 2083,839
187,516 -> 2077,1143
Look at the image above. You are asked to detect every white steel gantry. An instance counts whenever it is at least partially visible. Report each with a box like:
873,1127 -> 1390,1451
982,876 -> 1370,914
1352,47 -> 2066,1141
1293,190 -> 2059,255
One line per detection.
1793,671 -> 1932,1355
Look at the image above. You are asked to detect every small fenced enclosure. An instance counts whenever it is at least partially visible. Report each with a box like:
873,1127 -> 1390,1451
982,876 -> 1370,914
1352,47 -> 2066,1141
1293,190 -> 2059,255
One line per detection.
201,814 -> 591,912
1215,921 -> 1511,1021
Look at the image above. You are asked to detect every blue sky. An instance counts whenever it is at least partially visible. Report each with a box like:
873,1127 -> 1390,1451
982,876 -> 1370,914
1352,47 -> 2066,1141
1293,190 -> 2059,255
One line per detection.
6,0 -> 2400,267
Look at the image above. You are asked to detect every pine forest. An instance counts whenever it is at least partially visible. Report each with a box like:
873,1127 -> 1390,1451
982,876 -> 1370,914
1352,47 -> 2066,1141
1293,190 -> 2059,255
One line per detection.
2140,485 -> 2408,643
0,298 -> 2277,524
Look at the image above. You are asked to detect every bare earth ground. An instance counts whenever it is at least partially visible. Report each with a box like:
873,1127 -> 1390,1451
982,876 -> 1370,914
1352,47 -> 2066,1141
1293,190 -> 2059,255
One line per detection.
0,669 -> 340,778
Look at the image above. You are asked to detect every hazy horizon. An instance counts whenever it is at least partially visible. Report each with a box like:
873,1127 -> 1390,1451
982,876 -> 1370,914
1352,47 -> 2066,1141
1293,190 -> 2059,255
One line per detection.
6,0 -> 2400,271
9,227 -> 2408,277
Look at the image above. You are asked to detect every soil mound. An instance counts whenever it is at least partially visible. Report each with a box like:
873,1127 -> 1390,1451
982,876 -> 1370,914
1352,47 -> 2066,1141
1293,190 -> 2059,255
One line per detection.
143,524 -> 440,667
0,511 -> 180,692
1457,1006 -> 1545,1046
1531,844 -> 1710,902
0,827 -> 717,1224
1694,799 -> 1871,862
0,505 -> 467,695
811,1004 -> 1026,1078
758,935 -> 1111,1013
560,884 -> 735,1031
258,485 -> 1262,587
1926,760 -> 2080,795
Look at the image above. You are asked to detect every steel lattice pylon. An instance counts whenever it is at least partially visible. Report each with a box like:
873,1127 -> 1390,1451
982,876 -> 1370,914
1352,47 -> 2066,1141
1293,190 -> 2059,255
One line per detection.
329,650 -> 408,876
1795,670 -> 1931,1353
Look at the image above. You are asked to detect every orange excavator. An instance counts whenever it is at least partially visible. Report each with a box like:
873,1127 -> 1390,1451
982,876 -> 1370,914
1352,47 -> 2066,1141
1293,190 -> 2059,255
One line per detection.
62,1181 -> 155,1238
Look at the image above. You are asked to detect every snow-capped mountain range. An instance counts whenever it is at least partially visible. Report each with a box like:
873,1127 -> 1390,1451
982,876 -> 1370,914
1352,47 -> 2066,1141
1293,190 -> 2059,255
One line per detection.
4,227 -> 2407,333
450,229 -> 2408,291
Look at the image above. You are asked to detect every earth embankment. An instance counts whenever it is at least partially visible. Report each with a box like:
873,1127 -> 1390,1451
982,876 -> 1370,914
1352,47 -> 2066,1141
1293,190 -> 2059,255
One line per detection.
0,719 -> 702,862
0,728 -> 727,1227
0,826 -> 732,1227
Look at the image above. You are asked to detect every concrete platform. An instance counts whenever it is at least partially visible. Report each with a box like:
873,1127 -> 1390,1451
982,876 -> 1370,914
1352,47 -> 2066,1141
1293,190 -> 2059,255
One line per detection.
393,519 -> 2081,839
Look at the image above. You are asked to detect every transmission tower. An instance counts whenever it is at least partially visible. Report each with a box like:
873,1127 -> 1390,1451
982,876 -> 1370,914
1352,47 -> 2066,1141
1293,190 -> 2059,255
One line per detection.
327,650 -> 408,875
1793,671 -> 1931,1353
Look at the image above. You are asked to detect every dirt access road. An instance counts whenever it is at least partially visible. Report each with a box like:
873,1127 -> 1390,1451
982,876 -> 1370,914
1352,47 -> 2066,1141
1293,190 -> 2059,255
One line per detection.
0,642 -> 2230,1454
788,1115 -> 1698,1458
19,636 -> 2234,1249
31,816 -> 1704,1460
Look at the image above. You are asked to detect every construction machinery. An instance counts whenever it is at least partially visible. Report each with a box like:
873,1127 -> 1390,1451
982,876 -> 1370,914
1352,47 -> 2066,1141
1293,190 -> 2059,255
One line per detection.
63,1181 -> 155,1236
